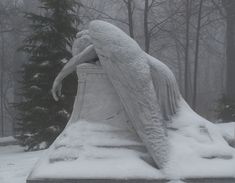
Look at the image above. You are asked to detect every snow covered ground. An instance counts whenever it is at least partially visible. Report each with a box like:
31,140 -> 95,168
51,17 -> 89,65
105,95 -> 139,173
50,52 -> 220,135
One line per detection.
0,136 -> 16,144
0,144 -> 44,183
0,122 -> 234,183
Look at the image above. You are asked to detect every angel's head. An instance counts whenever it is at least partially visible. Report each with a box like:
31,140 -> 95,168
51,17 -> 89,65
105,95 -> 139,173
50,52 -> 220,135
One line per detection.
72,30 -> 92,56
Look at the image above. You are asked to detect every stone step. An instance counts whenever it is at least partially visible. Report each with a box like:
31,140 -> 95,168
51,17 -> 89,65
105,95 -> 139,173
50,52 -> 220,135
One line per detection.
27,177 -> 235,183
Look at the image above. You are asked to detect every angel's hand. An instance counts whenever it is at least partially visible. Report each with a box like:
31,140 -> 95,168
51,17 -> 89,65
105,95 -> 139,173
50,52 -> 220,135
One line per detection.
51,79 -> 62,101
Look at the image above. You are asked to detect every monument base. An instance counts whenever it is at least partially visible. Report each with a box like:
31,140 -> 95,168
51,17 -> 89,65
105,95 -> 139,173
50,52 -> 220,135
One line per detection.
28,64 -> 235,183
27,177 -> 235,183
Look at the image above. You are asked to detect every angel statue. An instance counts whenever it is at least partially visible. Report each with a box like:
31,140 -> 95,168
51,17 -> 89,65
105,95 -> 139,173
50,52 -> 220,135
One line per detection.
51,20 -> 234,169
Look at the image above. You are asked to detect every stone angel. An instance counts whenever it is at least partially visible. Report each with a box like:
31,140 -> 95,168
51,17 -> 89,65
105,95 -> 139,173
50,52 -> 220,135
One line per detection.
51,20 -> 234,169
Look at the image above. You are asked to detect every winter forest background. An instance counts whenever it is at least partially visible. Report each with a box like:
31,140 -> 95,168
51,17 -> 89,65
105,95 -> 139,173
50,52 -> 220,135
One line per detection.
0,0 -> 235,150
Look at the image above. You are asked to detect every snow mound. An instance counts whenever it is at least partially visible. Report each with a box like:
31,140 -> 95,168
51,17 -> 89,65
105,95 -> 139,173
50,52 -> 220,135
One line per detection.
0,136 -> 18,146
217,122 -> 235,144
0,136 -> 16,143
0,145 -> 43,183
164,100 -> 235,179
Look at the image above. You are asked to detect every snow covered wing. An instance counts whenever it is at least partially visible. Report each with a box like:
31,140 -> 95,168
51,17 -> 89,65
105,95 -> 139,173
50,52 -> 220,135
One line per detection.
89,20 -> 169,168
147,55 -> 181,121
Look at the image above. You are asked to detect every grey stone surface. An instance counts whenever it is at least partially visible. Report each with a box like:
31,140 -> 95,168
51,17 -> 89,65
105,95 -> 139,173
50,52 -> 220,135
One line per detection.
47,63 -> 148,163
28,63 -> 158,181
27,177 -> 235,183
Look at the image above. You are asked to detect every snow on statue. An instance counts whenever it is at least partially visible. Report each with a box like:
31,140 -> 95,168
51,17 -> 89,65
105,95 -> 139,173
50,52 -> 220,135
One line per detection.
52,20 -> 234,170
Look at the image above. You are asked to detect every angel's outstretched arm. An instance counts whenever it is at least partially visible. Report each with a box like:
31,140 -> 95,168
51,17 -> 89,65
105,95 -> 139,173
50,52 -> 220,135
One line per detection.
52,45 -> 97,101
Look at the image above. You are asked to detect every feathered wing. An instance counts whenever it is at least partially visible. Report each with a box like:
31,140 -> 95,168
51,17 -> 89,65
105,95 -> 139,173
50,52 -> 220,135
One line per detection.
89,20 -> 169,168
147,54 -> 181,122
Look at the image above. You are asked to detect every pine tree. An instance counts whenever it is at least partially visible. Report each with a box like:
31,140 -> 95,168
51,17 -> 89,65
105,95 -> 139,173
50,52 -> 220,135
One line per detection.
217,95 -> 235,122
16,0 -> 80,150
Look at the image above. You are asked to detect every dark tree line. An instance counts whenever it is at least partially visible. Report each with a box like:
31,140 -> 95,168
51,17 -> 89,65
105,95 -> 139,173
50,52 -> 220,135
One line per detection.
16,0 -> 80,150
223,0 -> 235,100
217,0 -> 235,122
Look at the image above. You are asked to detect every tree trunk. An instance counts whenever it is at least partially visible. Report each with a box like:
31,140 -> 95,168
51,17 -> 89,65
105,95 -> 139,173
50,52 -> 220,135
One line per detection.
127,0 -> 134,38
0,32 -> 5,137
223,0 -> 235,100
144,0 -> 150,53
184,0 -> 191,102
192,0 -> 203,109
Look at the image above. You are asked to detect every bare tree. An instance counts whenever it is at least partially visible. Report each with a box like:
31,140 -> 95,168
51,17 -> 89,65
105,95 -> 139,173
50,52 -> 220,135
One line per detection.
0,0 -> 26,136
184,0 -> 191,103
0,31 -> 5,137
0,1 -> 7,136
192,0 -> 203,109
123,0 -> 135,38
144,0 -> 150,53
222,0 -> 235,100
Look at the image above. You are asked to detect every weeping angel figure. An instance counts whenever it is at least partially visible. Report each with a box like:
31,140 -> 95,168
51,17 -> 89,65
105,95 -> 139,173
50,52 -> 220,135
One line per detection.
52,20 -> 234,169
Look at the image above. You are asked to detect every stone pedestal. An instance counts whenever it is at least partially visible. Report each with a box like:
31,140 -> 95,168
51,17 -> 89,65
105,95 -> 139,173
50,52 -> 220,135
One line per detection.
27,177 -> 235,183
27,63 -> 158,182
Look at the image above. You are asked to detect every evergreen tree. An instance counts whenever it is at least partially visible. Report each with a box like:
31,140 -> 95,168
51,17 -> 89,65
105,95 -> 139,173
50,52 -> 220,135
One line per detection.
217,95 -> 235,122
16,0 -> 80,150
